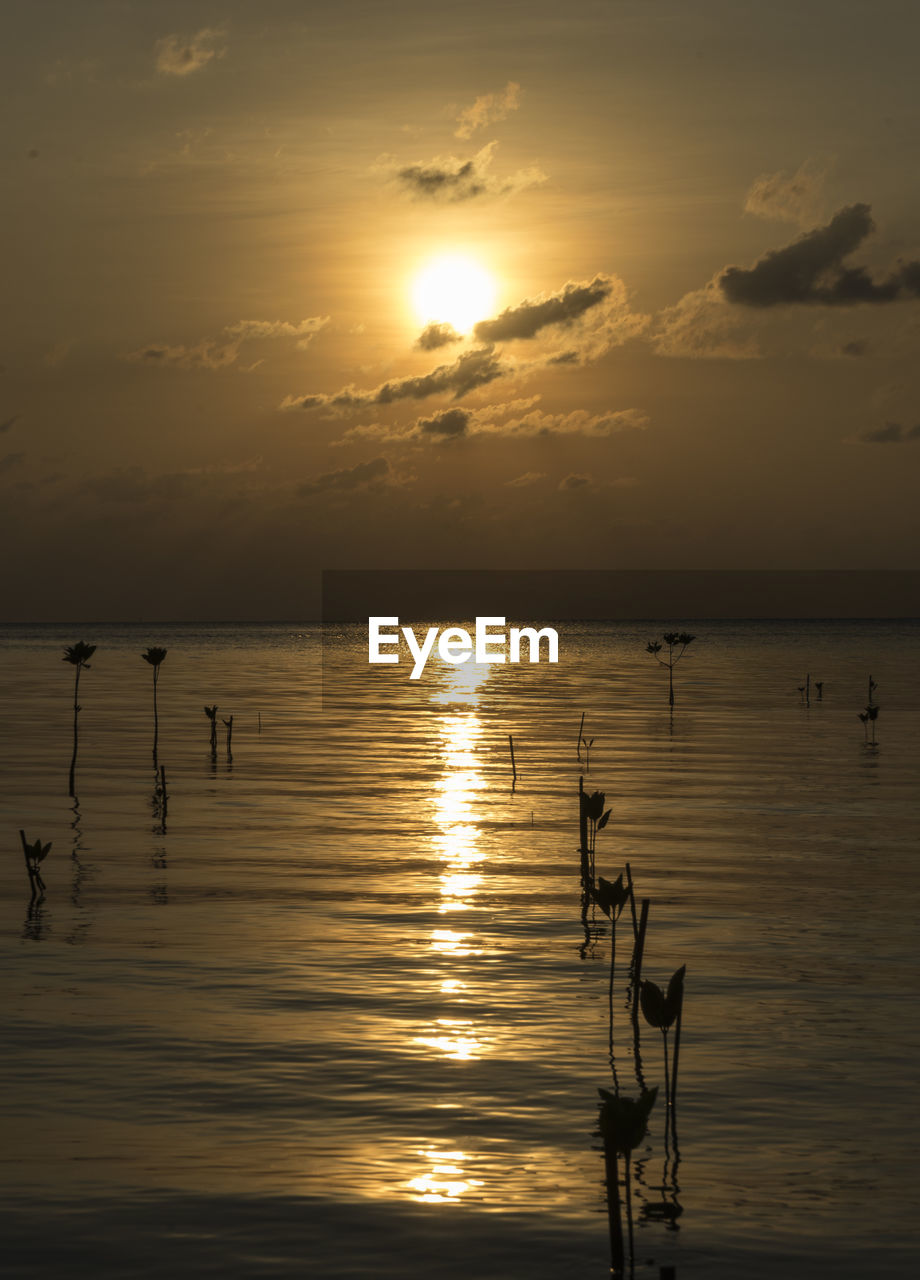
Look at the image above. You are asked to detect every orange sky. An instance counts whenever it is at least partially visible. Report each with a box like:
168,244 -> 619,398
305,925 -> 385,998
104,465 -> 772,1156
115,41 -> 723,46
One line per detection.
2,0 -> 919,618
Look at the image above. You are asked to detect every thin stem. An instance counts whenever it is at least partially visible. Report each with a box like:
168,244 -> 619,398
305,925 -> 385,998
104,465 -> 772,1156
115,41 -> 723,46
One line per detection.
69,663 -> 81,797
152,665 -> 159,760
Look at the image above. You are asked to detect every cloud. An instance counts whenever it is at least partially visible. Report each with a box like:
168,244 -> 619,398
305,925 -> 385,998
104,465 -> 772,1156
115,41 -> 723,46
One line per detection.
297,456 -> 397,495
475,407 -> 648,438
390,141 -> 545,203
559,473 -> 592,491
155,28 -> 227,77
720,204 -> 920,307
558,472 -> 638,492
416,322 -> 462,351
334,400 -> 647,445
474,274 -> 649,363
744,160 -> 829,226
651,281 -> 761,359
455,82 -> 521,139
0,414 -> 20,433
474,276 -> 613,342
225,318 -> 328,348
849,421 -> 920,444
281,345 -> 508,411
841,339 -> 869,357
505,471 -> 545,487
417,408 -> 470,437
127,316 -> 328,370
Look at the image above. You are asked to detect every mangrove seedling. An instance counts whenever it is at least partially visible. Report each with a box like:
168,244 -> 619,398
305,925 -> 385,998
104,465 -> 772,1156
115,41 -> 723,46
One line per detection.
223,714 -> 234,756
859,703 -> 879,745
204,704 -> 218,754
646,632 -> 696,707
640,965 -> 686,1138
580,786 -> 611,885
596,873 -> 632,1064
63,641 -> 96,796
142,646 -> 168,761
20,830 -> 51,897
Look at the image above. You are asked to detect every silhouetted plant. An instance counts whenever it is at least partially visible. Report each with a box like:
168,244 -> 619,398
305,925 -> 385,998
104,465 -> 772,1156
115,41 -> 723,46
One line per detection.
204,704 -> 218,755
859,703 -> 879,746
63,642 -> 96,796
20,829 -> 51,898
581,787 -> 611,884
640,965 -> 686,1141
596,873 -> 631,1064
223,714 -> 234,757
815,681 -> 824,700
142,647 -> 168,760
646,632 -> 695,707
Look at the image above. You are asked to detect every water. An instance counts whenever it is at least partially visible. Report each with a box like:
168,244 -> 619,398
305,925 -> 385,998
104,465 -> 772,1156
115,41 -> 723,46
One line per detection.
2,621 -> 919,1278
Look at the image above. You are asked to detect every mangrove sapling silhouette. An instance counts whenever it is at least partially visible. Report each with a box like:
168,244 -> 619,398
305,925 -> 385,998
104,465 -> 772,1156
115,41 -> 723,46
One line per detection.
859,703 -> 880,746
581,784 -> 611,887
815,681 -> 824,701
20,830 -> 51,899
142,647 -> 168,761
596,874 -> 631,1068
63,642 -> 96,796
645,632 -> 695,707
640,965 -> 686,1146
204,705 -> 218,756
223,715 -> 234,757
576,711 -> 585,761
598,1086 -> 658,1278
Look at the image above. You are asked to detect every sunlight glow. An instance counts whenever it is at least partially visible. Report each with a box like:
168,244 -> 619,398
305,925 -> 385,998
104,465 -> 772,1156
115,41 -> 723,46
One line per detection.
412,255 -> 497,335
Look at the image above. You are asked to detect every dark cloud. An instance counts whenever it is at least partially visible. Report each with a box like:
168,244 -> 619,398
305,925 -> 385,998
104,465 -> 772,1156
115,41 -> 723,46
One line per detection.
720,204 -> 920,307
851,421 -> 920,444
505,471 -> 545,487
127,317 -> 328,370
391,142 -> 545,203
298,456 -> 392,495
417,408 -> 470,437
281,346 -> 507,412
0,451 -> 25,474
841,340 -> 869,357
0,414 -> 20,433
474,276 -> 613,342
415,322 -> 462,351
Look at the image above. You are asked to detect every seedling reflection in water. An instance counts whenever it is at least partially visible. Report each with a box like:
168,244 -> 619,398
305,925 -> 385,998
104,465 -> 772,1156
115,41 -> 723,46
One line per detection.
20,829 -> 51,899
598,1086 -> 658,1278
63,642 -> 96,796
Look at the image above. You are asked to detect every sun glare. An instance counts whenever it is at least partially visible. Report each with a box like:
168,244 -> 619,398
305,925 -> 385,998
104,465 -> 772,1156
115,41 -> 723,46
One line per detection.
412,255 -> 496,335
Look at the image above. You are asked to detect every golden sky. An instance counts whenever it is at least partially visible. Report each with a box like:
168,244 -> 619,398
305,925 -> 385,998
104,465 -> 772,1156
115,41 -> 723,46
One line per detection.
3,0 -> 919,618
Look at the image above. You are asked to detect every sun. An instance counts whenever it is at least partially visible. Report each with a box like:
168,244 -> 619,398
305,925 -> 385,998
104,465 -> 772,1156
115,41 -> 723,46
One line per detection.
412,255 -> 497,336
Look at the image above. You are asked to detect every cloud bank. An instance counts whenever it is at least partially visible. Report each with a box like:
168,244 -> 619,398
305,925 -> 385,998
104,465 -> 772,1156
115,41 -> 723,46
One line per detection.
720,204 -> 920,307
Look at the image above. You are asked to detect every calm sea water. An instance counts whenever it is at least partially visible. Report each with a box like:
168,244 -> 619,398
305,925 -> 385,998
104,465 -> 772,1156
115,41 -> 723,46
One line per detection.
1,621 -> 919,1279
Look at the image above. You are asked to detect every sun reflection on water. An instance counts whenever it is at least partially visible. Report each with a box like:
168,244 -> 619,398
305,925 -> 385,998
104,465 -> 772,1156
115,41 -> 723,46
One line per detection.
406,1147 -> 484,1203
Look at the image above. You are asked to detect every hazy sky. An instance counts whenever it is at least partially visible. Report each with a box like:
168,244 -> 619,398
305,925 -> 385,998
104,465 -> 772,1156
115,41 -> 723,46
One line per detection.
3,0 -> 919,619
